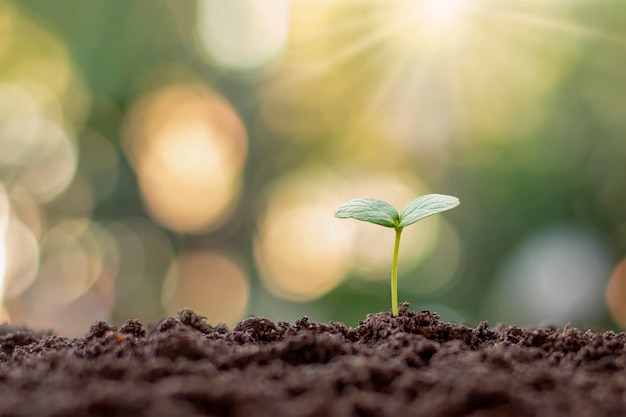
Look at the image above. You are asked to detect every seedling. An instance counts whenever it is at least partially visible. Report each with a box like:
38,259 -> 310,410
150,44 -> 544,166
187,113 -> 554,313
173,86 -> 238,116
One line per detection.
335,194 -> 460,317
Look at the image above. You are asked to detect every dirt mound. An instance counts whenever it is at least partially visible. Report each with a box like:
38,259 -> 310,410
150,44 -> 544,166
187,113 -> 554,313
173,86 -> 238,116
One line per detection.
0,303 -> 624,417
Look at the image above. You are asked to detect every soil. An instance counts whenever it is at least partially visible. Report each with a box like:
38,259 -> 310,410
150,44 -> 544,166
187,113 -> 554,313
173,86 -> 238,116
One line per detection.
0,304 -> 625,417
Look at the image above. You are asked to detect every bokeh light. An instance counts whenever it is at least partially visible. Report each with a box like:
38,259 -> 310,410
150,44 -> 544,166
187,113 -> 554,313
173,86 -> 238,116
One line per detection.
487,225 -> 611,326
196,0 -> 290,72
254,172 -> 353,301
124,85 -> 247,233
606,259 -> 626,329
162,250 -> 249,326
9,220 -> 116,336
1,214 -> 39,300
0,83 -> 77,202
26,220 -> 106,310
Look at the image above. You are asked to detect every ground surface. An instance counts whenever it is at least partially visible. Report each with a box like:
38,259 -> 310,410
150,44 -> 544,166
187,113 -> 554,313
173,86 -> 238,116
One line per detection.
0,304 -> 625,417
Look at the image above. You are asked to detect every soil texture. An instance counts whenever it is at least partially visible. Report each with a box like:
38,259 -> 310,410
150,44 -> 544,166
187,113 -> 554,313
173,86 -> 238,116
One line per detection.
0,303 -> 625,417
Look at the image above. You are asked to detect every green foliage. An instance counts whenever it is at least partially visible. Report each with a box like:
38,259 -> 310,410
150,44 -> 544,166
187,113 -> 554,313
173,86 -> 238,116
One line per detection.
334,198 -> 399,227
336,194 -> 460,228
335,194 -> 460,316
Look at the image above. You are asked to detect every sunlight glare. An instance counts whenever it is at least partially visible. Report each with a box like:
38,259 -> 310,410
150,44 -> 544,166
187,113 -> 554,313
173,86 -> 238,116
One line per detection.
418,0 -> 465,29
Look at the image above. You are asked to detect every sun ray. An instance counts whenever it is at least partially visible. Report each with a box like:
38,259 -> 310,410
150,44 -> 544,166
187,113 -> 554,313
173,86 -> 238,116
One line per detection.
289,7 -> 402,46
473,6 -> 626,48
269,8 -> 419,92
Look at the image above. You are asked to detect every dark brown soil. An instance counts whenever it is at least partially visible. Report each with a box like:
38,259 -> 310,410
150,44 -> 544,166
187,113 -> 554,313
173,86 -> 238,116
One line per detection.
0,303 -> 624,417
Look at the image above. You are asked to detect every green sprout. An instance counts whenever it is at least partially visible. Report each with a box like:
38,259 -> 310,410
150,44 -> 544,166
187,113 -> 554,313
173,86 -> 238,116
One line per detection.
335,194 -> 460,317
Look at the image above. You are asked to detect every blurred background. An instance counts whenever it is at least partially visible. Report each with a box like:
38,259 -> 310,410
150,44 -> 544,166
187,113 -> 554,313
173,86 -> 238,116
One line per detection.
1,0 -> 626,336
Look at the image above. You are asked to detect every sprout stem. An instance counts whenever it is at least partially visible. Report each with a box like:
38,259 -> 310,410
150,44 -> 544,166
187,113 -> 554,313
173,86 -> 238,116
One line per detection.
391,227 -> 403,317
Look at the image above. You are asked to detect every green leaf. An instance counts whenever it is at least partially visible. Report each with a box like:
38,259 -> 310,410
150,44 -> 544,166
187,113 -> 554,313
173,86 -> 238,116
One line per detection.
335,198 -> 399,228
398,194 -> 460,228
